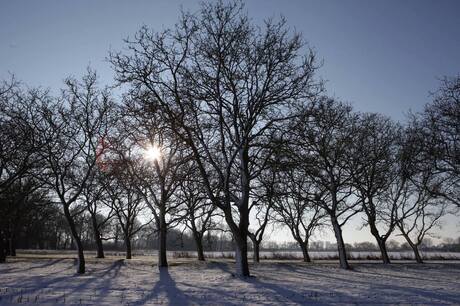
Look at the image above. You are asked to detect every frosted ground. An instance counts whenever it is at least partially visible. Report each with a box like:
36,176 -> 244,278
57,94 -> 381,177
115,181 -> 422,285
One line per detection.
1,255 -> 460,305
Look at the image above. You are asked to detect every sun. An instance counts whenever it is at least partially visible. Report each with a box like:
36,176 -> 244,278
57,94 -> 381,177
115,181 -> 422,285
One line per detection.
144,144 -> 161,161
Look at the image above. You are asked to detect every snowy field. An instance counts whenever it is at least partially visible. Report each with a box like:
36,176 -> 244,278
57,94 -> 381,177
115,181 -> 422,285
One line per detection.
1,257 -> 460,305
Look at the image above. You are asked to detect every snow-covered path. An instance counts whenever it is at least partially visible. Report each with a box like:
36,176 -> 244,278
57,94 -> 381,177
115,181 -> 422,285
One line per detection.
1,258 -> 459,305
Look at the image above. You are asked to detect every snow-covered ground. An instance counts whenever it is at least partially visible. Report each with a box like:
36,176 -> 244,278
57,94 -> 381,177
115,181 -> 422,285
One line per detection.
1,257 -> 459,305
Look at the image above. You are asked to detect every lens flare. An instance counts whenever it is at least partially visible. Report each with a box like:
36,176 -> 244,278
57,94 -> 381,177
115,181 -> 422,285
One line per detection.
144,145 -> 161,161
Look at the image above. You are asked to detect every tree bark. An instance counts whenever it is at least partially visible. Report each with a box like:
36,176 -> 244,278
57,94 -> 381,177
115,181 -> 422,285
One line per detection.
253,241 -> 260,263
193,232 -> 205,261
8,234 -> 16,257
232,148 -> 251,277
299,242 -> 311,262
158,210 -> 168,268
376,237 -> 391,264
114,227 -> 119,249
63,205 -> 85,274
407,239 -> 423,263
235,236 -> 250,276
369,223 -> 391,264
331,216 -> 350,270
91,215 -> 105,258
125,236 -> 132,260
0,231 -> 6,263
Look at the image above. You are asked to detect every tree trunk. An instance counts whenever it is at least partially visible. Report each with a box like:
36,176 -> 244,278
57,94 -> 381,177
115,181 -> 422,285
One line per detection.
331,216 -> 350,270
412,245 -> 423,263
158,210 -> 168,268
8,235 -> 16,257
376,238 -> 391,264
235,236 -> 250,276
91,215 -> 104,258
193,232 -> 205,261
114,227 -> 119,249
407,239 -> 423,263
75,240 -> 85,274
0,232 -> 6,263
253,241 -> 260,263
125,237 -> 132,260
63,205 -> 85,274
369,223 -> 391,264
300,242 -> 311,262
232,147 -> 251,277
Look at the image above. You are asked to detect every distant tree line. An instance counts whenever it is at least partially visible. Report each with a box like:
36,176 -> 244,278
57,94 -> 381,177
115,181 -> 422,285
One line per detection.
0,1 -> 458,277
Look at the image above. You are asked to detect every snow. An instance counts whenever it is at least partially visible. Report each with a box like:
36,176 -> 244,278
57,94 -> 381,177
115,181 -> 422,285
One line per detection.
1,258 -> 459,305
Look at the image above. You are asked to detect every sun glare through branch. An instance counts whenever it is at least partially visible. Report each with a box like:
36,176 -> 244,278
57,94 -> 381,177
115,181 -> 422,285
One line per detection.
143,144 -> 161,162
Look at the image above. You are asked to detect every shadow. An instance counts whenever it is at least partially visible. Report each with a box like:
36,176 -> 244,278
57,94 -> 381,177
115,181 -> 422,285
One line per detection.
0,258 -> 68,274
134,267 -> 190,306
31,259 -> 67,271
207,261 -> 233,275
3,258 -> 126,305
3,259 -> 460,305
68,259 -> 125,304
186,261 -> 337,305
316,262 -> 460,286
302,264 -> 460,304
248,277 -> 333,305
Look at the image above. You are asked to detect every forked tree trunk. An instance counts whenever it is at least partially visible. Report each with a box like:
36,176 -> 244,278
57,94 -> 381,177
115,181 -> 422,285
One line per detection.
158,210 -> 168,268
369,223 -> 391,264
376,238 -> 391,264
91,215 -> 104,258
63,205 -> 85,274
193,232 -> 205,261
331,216 -> 350,270
406,239 -> 423,263
299,242 -> 311,262
248,234 -> 260,263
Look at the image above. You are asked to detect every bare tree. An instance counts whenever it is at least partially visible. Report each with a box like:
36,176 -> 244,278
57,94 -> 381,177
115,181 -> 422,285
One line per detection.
33,70 -> 113,274
81,172 -> 114,258
104,169 -> 149,259
110,1 -> 320,276
390,126 -> 453,263
0,80 -> 42,195
395,175 -> 449,263
0,178 -> 48,260
290,98 -> 361,269
178,169 -> 218,261
248,169 -> 278,263
350,113 -> 401,263
107,108 -> 188,267
416,76 -> 460,207
273,168 -> 327,262
0,80 -> 46,262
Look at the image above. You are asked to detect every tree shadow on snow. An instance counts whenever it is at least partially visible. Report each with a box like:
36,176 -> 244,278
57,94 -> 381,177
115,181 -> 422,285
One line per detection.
133,267 -> 190,306
209,262 -> 333,305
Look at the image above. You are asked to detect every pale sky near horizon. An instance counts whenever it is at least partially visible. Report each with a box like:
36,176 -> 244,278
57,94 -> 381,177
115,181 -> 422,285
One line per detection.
1,0 -> 459,244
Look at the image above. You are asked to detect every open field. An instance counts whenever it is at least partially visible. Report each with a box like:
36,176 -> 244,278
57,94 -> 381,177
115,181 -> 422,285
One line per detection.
1,254 -> 460,305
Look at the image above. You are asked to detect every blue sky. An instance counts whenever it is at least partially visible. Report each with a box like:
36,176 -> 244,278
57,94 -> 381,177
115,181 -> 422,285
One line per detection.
1,0 -> 459,121
1,0 -> 459,243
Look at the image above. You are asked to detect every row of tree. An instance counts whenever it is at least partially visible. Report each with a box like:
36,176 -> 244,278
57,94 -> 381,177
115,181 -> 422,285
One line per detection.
0,1 -> 458,276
